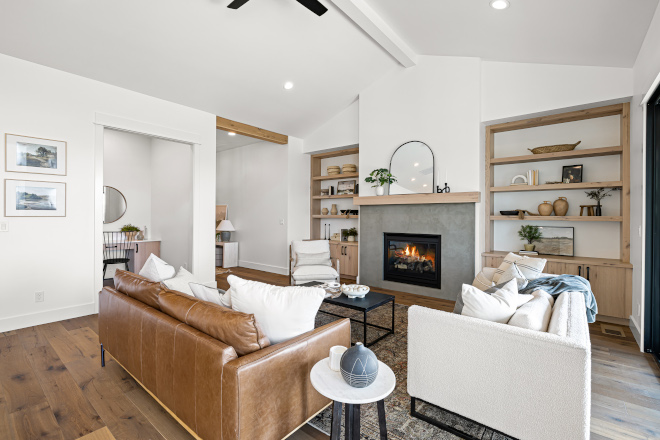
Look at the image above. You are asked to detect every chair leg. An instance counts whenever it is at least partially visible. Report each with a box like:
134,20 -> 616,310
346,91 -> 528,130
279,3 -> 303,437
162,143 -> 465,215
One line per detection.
125,262 -> 130,272
103,264 -> 108,279
100,344 -> 105,367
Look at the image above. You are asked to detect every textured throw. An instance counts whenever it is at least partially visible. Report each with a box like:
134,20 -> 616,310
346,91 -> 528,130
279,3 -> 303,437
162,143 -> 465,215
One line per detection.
312,303 -> 516,440
520,275 -> 598,323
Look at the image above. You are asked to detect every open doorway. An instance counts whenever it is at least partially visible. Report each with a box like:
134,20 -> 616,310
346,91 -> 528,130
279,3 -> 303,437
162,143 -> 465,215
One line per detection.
102,129 -> 193,281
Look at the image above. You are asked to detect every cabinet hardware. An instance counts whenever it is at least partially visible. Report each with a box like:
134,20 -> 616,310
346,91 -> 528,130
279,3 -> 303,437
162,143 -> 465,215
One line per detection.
578,266 -> 581,277
586,266 -> 590,281
136,244 -> 139,253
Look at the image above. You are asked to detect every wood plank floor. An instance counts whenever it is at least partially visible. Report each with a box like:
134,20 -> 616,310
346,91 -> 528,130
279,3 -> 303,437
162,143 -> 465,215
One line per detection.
0,267 -> 657,440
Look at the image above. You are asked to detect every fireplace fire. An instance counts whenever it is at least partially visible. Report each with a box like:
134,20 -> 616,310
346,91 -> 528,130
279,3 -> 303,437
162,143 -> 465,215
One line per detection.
384,233 -> 441,288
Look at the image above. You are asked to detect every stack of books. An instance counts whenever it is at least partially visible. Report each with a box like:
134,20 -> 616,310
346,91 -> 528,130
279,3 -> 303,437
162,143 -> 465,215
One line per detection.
519,250 -> 539,255
527,170 -> 539,186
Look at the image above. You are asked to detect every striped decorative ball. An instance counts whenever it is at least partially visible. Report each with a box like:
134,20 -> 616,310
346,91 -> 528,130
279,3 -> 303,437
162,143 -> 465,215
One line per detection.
340,342 -> 379,388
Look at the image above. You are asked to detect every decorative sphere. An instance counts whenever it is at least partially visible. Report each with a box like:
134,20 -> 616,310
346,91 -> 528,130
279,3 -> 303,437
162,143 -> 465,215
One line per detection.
340,342 -> 379,388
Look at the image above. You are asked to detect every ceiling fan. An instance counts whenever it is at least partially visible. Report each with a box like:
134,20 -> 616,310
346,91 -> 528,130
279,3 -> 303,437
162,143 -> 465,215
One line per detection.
227,0 -> 328,16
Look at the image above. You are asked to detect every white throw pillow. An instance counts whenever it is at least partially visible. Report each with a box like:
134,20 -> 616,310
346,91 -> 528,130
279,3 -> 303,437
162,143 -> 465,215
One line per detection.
508,290 -> 555,332
497,262 -> 529,289
460,279 -> 520,323
189,282 -> 232,307
139,253 -> 176,282
228,275 -> 325,344
492,252 -> 546,284
161,267 -> 196,296
472,269 -> 495,291
296,251 -> 332,267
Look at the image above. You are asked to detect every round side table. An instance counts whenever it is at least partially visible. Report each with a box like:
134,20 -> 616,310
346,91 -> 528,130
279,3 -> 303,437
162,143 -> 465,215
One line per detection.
310,358 -> 396,440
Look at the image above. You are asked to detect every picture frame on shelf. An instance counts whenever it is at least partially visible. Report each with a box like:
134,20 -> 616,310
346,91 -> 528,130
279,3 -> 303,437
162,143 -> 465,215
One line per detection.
562,165 -> 583,184
5,134 -> 67,176
341,228 -> 349,241
5,179 -> 66,217
535,226 -> 574,257
337,180 -> 356,195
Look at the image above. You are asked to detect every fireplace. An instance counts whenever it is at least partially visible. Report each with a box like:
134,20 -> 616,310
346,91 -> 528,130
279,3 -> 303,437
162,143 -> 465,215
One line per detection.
383,233 -> 441,289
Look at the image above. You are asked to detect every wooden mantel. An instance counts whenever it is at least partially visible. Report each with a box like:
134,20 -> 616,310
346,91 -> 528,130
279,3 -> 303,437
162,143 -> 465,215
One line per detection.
353,192 -> 481,206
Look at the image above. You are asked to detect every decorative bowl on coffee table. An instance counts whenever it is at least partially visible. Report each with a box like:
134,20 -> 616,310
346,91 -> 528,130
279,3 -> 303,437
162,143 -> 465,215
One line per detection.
342,284 -> 370,298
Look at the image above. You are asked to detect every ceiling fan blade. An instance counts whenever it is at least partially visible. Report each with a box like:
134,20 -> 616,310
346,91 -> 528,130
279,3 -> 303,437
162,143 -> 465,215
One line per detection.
295,0 -> 328,16
227,0 -> 251,9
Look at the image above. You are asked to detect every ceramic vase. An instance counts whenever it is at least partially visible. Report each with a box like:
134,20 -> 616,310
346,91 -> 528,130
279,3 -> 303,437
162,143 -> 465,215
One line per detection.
538,201 -> 554,216
322,208 -> 329,215
340,342 -> 379,388
348,236 -> 355,242
524,244 -> 535,251
330,204 -> 338,215
553,197 -> 569,216
376,186 -> 385,196
595,204 -> 602,216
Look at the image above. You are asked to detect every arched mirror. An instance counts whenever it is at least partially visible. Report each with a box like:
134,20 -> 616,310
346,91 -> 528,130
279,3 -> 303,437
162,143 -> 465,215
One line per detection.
103,186 -> 127,224
389,141 -> 434,194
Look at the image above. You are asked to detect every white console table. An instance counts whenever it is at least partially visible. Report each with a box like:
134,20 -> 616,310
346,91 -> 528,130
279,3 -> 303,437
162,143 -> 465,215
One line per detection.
215,242 -> 238,268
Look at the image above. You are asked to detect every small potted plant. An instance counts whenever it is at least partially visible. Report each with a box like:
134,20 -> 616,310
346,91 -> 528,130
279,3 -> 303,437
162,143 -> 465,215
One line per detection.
365,168 -> 397,196
518,225 -> 542,252
120,224 -> 140,241
585,187 -> 618,216
343,227 -> 358,242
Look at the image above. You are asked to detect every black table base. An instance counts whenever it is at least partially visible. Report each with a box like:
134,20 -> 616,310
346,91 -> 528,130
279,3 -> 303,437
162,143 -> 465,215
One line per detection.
330,400 -> 388,440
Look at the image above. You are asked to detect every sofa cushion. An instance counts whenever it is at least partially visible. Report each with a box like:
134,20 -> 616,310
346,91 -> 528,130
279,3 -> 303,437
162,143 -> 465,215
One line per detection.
508,289 -> 554,332
295,251 -> 332,267
292,265 -> 339,281
161,267 -> 196,296
455,278 -> 532,315
113,269 -> 164,310
471,269 -> 495,291
138,253 -> 176,282
492,252 -> 546,284
158,289 -> 270,356
460,279 -> 521,323
497,262 -> 529,289
548,292 -> 570,336
228,275 -> 325,344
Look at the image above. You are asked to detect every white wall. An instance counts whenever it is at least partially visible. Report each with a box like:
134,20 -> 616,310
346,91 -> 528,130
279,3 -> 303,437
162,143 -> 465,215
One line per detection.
287,137 -> 311,245
103,129 -> 152,233
0,53 -> 216,332
151,139 -> 193,271
216,141 -> 290,274
631,2 -> 660,344
304,101 -> 359,154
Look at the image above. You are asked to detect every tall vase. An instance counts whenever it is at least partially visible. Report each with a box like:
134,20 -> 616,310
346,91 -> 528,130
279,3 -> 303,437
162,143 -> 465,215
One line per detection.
330,204 -> 338,215
595,203 -> 602,216
376,186 -> 385,196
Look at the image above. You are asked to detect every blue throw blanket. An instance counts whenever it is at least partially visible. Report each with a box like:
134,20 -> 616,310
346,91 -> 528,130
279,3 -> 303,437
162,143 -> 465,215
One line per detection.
519,275 -> 598,323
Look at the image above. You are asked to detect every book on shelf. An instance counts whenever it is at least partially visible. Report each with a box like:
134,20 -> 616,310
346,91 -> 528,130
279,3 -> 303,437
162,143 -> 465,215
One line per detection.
519,250 -> 539,255
526,169 -> 539,186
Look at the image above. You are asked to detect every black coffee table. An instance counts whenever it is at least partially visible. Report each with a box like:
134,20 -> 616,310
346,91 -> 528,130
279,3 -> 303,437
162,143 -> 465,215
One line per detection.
301,282 -> 395,347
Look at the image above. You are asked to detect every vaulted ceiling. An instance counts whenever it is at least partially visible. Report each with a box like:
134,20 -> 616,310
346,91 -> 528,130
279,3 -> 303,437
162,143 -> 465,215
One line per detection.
0,0 -> 657,138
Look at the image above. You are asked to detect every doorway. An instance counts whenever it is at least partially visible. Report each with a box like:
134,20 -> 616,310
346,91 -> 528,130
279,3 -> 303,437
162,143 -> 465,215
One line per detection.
645,84 -> 660,363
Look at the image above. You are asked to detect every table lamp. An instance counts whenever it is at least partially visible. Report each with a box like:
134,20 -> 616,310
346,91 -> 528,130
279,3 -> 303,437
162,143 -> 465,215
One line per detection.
217,220 -> 235,242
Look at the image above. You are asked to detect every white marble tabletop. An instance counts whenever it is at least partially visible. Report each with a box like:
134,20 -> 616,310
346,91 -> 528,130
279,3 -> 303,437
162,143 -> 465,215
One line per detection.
310,358 -> 396,404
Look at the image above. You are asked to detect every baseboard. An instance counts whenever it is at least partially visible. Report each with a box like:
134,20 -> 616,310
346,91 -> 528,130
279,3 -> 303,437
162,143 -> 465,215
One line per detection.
629,315 -> 642,348
238,260 -> 289,276
0,302 -> 96,333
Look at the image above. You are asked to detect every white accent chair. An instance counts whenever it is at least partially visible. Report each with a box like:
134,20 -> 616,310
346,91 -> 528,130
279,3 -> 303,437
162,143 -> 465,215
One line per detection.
407,267 -> 591,440
289,240 -> 340,285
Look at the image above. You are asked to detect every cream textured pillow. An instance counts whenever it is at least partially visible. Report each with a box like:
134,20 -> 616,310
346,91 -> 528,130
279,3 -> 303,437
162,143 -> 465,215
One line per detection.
161,267 -> 196,296
296,251 -> 332,267
139,253 -> 176,282
460,279 -> 520,323
189,282 -> 232,307
472,269 -> 495,291
493,252 -> 546,284
228,275 -> 325,344
497,262 -> 529,289
508,290 -> 555,332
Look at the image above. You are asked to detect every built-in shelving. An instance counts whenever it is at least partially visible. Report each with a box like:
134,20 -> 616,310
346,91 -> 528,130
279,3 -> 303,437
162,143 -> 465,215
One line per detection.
312,172 -> 359,181
490,215 -> 622,222
312,215 -> 359,219
490,181 -> 622,193
312,194 -> 356,200
482,251 -> 632,268
490,146 -> 622,165
353,192 -> 480,206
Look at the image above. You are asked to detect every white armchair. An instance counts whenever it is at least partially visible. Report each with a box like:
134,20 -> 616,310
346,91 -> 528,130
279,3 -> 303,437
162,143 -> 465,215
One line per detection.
289,240 -> 340,285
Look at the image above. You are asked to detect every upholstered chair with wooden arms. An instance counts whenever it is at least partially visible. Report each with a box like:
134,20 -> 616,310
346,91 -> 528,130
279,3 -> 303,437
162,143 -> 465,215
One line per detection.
290,240 -> 340,285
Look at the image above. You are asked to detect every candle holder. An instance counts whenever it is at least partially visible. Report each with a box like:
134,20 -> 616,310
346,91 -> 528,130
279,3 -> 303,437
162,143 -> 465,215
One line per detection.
436,183 -> 451,193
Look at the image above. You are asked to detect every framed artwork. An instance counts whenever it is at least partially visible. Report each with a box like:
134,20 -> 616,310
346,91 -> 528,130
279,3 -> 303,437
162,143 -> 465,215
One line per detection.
562,165 -> 583,184
5,179 -> 66,217
5,134 -> 67,176
337,180 -> 356,195
535,226 -> 574,257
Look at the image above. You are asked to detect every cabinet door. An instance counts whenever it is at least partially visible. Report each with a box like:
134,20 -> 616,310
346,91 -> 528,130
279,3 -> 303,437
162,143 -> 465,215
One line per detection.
543,262 -> 582,276
341,245 -> 359,278
329,243 -> 341,265
586,265 -> 626,319
133,242 -> 160,274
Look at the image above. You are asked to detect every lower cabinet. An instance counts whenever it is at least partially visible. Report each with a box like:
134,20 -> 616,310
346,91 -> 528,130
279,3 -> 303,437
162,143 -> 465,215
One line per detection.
330,242 -> 359,279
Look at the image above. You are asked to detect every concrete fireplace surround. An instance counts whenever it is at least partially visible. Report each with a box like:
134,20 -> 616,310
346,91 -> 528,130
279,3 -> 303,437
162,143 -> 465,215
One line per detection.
359,203 -> 475,300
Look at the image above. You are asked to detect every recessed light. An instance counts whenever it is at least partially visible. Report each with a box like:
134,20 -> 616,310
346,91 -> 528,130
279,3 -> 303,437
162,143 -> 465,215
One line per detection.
414,162 -> 419,167
283,81 -> 294,90
490,0 -> 509,9
411,178 -> 416,182
423,184 -> 428,187
228,132 -> 236,136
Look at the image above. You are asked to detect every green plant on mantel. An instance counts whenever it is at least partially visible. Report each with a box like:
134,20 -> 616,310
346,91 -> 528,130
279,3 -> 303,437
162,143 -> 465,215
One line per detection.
365,168 -> 397,187
120,224 -> 140,232
518,225 -> 542,245
346,227 -> 358,238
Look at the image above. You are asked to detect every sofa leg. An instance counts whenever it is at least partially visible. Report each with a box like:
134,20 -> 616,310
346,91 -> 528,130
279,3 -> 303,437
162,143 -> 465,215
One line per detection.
100,344 -> 105,367
409,396 -> 518,440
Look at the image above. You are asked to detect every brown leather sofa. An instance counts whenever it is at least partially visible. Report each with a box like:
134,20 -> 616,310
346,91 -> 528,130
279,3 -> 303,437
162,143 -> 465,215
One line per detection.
99,270 -> 350,440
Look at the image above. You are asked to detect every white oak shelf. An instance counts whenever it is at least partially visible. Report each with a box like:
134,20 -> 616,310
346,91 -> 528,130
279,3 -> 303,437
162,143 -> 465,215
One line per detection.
490,215 -> 622,222
312,172 -> 359,181
490,146 -> 622,165
312,215 -> 359,219
482,251 -> 632,269
353,192 -> 480,206
490,181 -> 622,193
312,194 -> 356,200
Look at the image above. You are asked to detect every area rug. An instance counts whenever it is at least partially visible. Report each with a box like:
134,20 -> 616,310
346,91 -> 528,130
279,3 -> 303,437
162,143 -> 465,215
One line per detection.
312,302 -> 514,440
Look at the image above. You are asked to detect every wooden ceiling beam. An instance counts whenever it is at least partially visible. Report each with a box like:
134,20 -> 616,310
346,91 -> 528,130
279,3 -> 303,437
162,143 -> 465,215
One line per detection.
216,116 -> 288,145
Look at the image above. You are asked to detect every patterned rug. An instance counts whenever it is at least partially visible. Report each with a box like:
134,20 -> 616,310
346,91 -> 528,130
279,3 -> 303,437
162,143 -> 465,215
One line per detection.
312,302 -> 514,440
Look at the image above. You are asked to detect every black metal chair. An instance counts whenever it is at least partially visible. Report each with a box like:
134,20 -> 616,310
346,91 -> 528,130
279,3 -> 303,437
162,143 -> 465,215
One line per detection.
103,231 -> 134,279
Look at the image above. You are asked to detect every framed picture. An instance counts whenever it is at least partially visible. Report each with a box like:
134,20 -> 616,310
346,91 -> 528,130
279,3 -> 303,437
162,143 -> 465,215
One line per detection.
5,134 -> 67,176
535,226 -> 574,257
337,180 -> 356,195
5,179 -> 66,217
341,228 -> 349,241
562,165 -> 583,184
